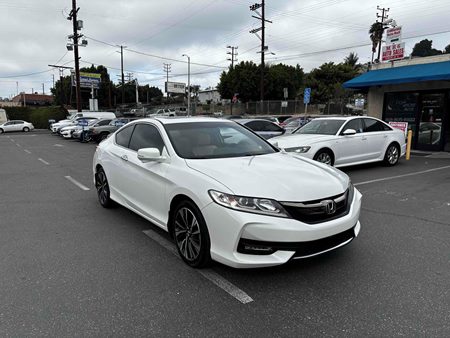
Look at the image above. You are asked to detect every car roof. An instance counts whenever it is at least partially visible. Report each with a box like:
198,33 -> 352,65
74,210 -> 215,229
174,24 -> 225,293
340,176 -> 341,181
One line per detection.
237,118 -> 276,124
141,116 -> 233,125
312,116 -> 365,121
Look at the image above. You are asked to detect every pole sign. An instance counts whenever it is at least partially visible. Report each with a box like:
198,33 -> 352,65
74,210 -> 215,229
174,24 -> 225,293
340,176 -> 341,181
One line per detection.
283,87 -> 288,99
165,82 -> 186,94
71,72 -> 101,89
304,88 -> 311,104
382,42 -> 405,62
386,26 -> 402,44
77,119 -> 89,127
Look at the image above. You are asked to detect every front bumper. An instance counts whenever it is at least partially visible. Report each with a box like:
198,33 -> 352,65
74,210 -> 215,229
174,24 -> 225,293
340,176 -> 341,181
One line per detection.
201,188 -> 362,268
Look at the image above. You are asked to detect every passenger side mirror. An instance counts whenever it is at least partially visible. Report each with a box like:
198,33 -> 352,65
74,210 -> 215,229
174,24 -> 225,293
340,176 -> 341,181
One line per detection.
342,129 -> 356,136
137,148 -> 167,163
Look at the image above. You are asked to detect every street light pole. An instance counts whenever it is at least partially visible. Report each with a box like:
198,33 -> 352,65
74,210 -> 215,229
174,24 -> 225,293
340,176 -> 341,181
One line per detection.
182,54 -> 191,116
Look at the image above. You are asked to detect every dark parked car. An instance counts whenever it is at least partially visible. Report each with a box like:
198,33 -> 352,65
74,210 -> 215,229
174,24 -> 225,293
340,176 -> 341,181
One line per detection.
89,117 -> 138,143
237,119 -> 286,139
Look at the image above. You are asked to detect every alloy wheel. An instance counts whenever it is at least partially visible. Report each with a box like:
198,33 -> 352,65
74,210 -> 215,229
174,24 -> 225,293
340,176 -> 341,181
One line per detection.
387,146 -> 399,165
316,152 -> 332,165
174,207 -> 202,262
95,170 -> 109,206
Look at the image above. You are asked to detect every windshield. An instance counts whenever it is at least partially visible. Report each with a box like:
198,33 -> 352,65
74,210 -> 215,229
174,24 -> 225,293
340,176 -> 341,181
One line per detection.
294,119 -> 345,135
165,121 -> 278,159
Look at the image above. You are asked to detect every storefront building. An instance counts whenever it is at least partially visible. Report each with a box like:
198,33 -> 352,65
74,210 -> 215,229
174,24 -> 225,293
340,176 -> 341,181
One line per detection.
344,55 -> 450,152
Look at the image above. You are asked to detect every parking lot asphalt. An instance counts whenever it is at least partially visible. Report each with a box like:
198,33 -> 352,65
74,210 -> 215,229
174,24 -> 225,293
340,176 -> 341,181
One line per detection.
1,131 -> 449,337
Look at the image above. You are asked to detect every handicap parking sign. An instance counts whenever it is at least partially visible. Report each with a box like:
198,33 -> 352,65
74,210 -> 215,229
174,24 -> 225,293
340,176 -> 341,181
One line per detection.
304,88 -> 311,104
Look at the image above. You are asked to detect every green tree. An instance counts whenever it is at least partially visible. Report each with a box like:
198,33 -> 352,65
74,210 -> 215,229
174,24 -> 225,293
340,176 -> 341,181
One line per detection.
217,61 -> 303,102
443,44 -> 450,54
411,39 -> 442,57
344,52 -> 360,70
302,62 -> 357,104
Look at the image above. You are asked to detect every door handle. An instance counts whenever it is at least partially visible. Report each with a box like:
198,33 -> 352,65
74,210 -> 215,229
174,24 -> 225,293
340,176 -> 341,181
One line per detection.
121,154 -> 128,161
362,137 -> 367,140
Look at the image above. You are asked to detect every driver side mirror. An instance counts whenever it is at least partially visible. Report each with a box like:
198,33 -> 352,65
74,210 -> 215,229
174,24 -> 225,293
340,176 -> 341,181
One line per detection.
137,148 -> 167,163
342,129 -> 356,136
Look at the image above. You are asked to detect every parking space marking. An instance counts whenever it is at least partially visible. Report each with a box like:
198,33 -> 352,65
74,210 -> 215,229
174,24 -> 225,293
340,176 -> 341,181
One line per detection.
64,176 -> 90,191
143,230 -> 254,304
38,158 -> 50,165
24,149 -> 31,154
354,165 -> 450,187
16,143 -> 21,147
54,144 -> 64,147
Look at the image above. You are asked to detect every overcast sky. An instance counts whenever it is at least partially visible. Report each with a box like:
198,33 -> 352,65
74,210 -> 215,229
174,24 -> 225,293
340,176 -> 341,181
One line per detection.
1,0 -> 450,99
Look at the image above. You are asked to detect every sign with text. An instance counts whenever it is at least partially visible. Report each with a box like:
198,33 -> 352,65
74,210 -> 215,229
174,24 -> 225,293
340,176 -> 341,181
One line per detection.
382,42 -> 405,62
71,72 -> 101,89
386,26 -> 402,44
165,82 -> 186,94
389,121 -> 408,137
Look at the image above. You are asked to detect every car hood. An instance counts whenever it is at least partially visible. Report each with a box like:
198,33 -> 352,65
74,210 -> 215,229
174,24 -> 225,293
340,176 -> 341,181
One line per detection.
185,152 -> 348,201
269,134 -> 336,148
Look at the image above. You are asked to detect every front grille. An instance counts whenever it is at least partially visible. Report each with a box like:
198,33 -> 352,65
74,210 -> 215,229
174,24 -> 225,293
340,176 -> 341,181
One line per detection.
281,187 -> 353,224
237,225 -> 356,257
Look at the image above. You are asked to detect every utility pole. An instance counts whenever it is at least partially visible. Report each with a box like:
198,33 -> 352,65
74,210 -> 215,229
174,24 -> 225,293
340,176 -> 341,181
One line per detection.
42,83 -> 45,95
52,74 -> 55,90
16,82 -> 18,96
164,63 -> 171,99
376,6 -> 390,62
118,45 -> 127,104
49,64 -> 73,106
250,1 -> 272,113
227,46 -> 238,68
68,0 -> 82,112
182,54 -> 191,116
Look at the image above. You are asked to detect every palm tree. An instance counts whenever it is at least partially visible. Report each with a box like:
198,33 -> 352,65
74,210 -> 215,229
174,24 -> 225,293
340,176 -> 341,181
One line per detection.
369,22 -> 384,61
344,52 -> 359,68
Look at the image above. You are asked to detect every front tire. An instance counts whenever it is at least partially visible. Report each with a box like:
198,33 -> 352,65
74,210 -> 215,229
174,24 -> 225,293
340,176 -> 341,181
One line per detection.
0,128 -> 3,134
314,149 -> 334,166
172,200 -> 212,268
95,167 -> 114,208
384,143 -> 400,166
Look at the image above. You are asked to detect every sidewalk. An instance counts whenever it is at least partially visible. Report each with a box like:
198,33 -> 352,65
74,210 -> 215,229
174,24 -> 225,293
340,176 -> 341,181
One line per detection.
411,150 -> 450,159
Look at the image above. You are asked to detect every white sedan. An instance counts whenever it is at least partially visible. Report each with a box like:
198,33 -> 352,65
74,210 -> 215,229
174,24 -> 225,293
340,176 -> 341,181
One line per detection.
93,117 -> 362,269
270,116 -> 407,167
0,120 -> 34,133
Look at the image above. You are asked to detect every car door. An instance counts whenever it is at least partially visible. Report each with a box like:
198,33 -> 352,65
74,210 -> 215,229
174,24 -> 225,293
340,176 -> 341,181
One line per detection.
121,123 -> 170,226
2,121 -> 14,132
14,121 -> 25,131
362,118 -> 390,160
105,124 -> 136,202
333,118 -> 369,165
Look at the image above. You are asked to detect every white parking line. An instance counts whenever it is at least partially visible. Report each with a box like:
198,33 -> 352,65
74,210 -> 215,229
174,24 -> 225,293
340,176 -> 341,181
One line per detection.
16,143 -> 21,147
64,176 -> 90,191
54,144 -> 64,147
38,158 -> 50,165
354,165 -> 450,187
143,230 -> 254,304
24,149 -> 31,154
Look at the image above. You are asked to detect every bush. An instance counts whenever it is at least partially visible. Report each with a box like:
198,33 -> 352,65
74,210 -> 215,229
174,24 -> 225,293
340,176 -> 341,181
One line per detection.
4,106 -> 68,129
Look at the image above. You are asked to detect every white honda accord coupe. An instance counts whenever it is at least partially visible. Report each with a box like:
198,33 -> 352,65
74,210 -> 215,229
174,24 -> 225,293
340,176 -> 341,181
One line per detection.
269,116 -> 407,167
93,117 -> 362,268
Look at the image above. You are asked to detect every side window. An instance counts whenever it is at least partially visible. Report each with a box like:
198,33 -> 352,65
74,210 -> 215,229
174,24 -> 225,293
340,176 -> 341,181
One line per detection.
363,119 -> 385,133
129,124 -> 165,153
261,121 -> 282,132
97,120 -> 111,126
342,119 -> 364,133
115,125 -> 135,148
245,121 -> 264,131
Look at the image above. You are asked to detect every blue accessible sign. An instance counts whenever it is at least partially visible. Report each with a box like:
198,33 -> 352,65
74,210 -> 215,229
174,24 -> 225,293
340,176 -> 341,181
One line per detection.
77,119 -> 89,127
304,88 -> 311,105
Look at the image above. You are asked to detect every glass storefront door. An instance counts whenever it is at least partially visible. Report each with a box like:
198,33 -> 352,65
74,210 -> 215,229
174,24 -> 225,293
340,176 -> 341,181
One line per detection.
416,93 -> 446,151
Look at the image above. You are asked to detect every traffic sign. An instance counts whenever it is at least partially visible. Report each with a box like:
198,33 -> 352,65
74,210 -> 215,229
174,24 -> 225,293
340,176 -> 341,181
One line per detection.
304,88 -> 311,104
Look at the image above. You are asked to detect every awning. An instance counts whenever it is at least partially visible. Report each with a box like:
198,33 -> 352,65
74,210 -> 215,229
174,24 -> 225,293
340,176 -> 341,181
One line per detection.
343,60 -> 450,89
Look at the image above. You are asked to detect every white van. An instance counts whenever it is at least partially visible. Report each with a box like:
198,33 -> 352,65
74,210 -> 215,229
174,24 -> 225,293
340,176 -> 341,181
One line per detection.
71,112 -> 116,120
0,109 -> 7,124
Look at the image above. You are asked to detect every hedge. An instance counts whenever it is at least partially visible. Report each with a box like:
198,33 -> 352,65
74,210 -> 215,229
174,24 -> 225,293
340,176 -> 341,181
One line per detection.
4,106 -> 68,129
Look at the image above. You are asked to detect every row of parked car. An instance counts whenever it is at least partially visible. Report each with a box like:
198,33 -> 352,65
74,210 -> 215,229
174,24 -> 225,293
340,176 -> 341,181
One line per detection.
49,111 -> 407,168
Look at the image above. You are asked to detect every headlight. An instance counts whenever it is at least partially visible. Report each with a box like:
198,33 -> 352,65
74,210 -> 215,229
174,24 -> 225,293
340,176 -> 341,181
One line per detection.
208,190 -> 290,218
284,146 -> 311,153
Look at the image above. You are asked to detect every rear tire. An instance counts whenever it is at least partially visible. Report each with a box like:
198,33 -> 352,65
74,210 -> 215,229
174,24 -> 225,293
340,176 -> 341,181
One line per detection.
313,149 -> 334,166
23,127 -> 30,132
171,200 -> 212,268
95,167 -> 114,208
384,143 -> 400,166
